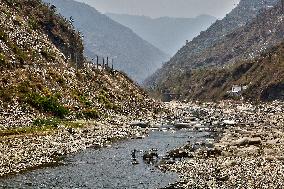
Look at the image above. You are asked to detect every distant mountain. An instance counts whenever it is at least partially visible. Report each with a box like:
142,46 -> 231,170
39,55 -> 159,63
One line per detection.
44,0 -> 169,83
145,0 -> 281,98
174,42 -> 284,101
106,13 -> 216,55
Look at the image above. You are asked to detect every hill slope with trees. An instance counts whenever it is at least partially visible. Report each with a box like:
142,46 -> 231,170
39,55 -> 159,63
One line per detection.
145,0 -> 283,101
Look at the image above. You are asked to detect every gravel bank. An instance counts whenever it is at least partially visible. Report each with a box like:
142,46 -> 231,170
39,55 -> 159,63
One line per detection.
161,101 -> 284,189
0,113 -> 165,177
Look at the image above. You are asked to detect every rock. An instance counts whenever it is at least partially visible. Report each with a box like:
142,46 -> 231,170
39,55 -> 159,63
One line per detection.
216,175 -> 230,182
277,156 -> 284,161
143,150 -> 159,161
232,137 -> 261,146
168,149 -> 189,160
223,159 -> 237,167
263,148 -> 275,155
266,138 -> 280,145
130,121 -> 150,128
238,146 -> 259,156
206,147 -> 222,157
223,120 -> 236,125
173,122 -> 191,129
265,155 -> 276,161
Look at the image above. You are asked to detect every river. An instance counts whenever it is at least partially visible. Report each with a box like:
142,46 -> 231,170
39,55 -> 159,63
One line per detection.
0,125 -> 209,189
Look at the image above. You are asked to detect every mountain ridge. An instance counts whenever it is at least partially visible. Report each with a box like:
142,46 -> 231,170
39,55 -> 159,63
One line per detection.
145,0 -> 279,87
145,0 -> 283,102
107,13 -> 216,55
44,0 -> 169,83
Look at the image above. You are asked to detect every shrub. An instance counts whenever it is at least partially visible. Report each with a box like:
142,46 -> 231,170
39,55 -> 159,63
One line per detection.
33,118 -> 61,128
11,44 -> 28,64
25,92 -> 69,118
96,90 -> 120,111
97,90 -> 109,104
17,81 -> 31,93
0,53 -> 6,65
82,108 -> 100,119
79,95 -> 92,107
41,48 -> 56,61
0,30 -> 8,42
13,15 -> 23,26
28,17 -> 39,30
0,88 -> 13,102
0,118 -> 60,137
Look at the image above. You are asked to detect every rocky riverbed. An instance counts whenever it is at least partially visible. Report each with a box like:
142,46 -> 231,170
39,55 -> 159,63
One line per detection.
1,100 -> 284,189
161,101 -> 284,189
0,112 -> 165,177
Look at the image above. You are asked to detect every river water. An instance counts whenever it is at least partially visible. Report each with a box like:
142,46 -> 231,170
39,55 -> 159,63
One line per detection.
0,126 -> 208,189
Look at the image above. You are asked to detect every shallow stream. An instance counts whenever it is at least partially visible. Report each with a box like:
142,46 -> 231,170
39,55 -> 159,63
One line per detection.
0,126 -> 208,189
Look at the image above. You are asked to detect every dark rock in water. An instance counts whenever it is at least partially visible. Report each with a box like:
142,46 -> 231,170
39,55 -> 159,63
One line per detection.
130,121 -> 150,128
168,149 -> 189,160
143,151 -> 159,160
131,158 -> 139,165
173,122 -> 191,129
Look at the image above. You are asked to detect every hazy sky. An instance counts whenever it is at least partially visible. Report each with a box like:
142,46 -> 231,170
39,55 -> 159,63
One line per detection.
75,0 -> 240,18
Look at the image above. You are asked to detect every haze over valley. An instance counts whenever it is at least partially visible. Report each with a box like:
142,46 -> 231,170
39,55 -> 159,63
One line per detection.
0,0 -> 283,188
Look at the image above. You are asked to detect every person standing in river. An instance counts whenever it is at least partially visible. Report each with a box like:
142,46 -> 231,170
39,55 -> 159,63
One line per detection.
132,149 -> 137,159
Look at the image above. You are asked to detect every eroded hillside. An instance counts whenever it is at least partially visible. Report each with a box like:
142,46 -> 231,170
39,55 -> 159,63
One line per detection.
0,0 -> 160,129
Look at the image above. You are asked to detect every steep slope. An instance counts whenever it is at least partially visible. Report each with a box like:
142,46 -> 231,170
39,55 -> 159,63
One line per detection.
106,13 -> 216,55
173,42 -> 284,101
145,0 -> 279,87
44,0 -> 169,83
0,0 -> 159,128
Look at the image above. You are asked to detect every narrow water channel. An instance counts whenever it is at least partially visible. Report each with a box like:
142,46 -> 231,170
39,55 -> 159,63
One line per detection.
0,127 -> 208,189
